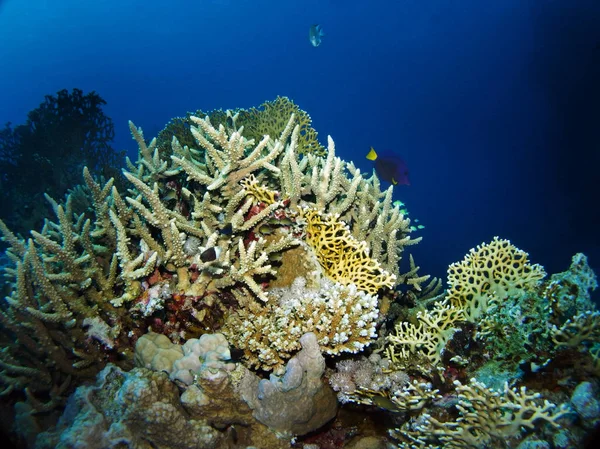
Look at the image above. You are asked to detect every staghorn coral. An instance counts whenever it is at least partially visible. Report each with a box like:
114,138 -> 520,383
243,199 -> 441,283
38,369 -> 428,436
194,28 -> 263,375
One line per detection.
156,96 -> 326,159
0,173 -> 135,404
118,109 -> 424,364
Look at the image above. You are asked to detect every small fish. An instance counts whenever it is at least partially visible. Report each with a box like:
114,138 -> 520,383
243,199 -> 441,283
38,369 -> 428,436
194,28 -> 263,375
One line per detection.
226,115 -> 235,129
371,394 -> 402,413
393,200 -> 405,207
200,247 -> 221,263
268,252 -> 283,262
229,347 -> 245,363
268,217 -> 294,226
161,190 -> 177,201
417,224 -> 425,229
220,223 -> 233,236
257,225 -> 274,235
309,24 -> 324,47
366,147 -> 410,186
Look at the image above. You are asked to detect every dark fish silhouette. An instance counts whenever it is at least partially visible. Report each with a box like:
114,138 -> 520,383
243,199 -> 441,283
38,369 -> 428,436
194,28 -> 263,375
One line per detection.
366,147 -> 410,185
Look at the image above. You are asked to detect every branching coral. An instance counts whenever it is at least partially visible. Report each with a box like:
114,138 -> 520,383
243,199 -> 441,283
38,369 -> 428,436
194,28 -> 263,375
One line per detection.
0,183 -> 132,402
393,379 -> 569,449
156,96 -> 326,159
552,311 -> 600,348
224,277 -> 381,371
385,299 -> 465,367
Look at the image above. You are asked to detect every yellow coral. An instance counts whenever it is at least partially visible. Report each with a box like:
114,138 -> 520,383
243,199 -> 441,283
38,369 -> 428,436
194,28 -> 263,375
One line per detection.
239,174 -> 279,205
385,299 -> 464,367
303,208 -> 395,295
447,237 -> 546,321
428,379 -> 568,448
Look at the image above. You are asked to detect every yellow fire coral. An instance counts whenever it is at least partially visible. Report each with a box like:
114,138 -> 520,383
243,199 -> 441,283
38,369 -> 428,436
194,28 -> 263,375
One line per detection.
239,174 -> 279,205
447,236 -> 546,321
394,378 -> 569,449
302,207 -> 396,295
385,299 -> 465,367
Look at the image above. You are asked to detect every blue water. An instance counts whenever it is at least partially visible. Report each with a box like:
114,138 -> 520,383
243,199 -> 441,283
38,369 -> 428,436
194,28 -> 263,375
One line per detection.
1,0 -> 599,286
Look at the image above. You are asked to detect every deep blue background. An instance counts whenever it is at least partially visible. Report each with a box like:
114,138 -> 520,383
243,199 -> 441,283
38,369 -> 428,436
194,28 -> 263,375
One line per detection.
1,0 -> 599,290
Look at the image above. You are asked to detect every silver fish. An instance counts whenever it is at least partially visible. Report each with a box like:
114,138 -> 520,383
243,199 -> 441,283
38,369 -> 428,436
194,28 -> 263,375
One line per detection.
309,24 -> 324,47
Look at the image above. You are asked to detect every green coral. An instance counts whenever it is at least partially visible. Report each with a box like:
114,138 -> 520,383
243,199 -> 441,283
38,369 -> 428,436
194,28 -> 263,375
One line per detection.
155,96 -> 325,159
237,96 -> 326,156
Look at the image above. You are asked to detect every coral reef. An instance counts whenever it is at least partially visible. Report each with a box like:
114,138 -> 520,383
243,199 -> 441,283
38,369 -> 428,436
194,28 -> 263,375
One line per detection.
156,96 -> 327,159
224,276 -> 381,371
1,98 -> 599,449
447,237 -> 546,322
393,379 -> 569,449
376,239 -> 600,448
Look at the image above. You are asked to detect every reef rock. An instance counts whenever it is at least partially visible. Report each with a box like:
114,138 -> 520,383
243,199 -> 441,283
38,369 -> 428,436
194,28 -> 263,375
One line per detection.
35,364 -> 220,449
238,332 -> 338,437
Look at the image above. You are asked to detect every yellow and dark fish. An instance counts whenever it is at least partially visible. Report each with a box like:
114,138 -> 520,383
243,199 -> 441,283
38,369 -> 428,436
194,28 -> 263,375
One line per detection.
309,24 -> 324,47
366,147 -> 410,186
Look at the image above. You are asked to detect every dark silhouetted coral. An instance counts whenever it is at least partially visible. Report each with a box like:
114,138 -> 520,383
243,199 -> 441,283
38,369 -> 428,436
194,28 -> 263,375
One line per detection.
0,88 -> 123,236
